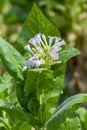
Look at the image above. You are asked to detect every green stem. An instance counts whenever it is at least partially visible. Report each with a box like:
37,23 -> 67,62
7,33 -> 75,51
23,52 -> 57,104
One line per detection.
35,72 -> 43,126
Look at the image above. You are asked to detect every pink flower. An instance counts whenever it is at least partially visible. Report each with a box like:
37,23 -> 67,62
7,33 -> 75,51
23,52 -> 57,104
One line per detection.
23,34 -> 65,70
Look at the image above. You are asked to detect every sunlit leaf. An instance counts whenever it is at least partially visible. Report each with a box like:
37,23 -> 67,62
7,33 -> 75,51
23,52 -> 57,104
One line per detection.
58,117 -> 81,130
59,47 -> 81,62
0,72 -> 13,93
44,94 -> 87,130
17,4 -> 60,54
0,37 -> 25,81
0,99 -> 33,129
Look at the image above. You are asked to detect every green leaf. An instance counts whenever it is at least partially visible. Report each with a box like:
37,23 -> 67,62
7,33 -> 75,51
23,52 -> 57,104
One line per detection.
59,47 -> 81,62
0,37 -> 25,81
76,107 -> 87,130
24,68 -> 54,119
0,99 -> 33,129
24,68 -> 53,96
41,63 -> 66,123
0,117 -> 10,129
0,72 -> 13,93
58,117 -> 81,130
17,4 -> 60,54
16,82 -> 29,110
44,94 -> 87,130
23,66 -> 65,124
19,121 -> 32,130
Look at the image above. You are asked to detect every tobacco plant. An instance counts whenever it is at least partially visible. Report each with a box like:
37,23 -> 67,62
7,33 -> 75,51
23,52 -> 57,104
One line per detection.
0,4 -> 87,130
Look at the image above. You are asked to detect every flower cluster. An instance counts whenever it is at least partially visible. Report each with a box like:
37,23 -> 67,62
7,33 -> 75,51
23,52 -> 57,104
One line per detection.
23,33 -> 65,70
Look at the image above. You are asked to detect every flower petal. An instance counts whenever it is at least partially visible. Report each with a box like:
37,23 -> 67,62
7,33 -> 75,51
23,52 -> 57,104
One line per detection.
53,37 -> 64,52
28,38 -> 36,46
35,33 -> 41,43
26,59 -> 33,67
22,66 -> 27,71
24,45 -> 34,55
48,36 -> 56,46
50,51 -> 59,60
55,37 -> 61,43
59,40 -> 65,45
33,54 -> 40,60
35,60 -> 43,67
41,34 -> 48,45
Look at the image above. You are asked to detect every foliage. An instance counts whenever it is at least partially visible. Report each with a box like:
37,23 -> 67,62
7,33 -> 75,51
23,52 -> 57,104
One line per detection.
0,3 -> 87,130
76,107 -> 87,130
58,117 -> 81,130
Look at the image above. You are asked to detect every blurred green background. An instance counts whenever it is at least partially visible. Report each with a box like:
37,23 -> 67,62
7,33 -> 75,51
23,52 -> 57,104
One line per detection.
0,0 -> 87,94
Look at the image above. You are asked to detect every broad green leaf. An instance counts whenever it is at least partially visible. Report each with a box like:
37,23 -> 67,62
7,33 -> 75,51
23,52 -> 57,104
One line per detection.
0,99 -> 33,129
24,68 -> 53,96
59,47 -> 81,62
58,117 -> 81,130
0,72 -> 17,104
0,37 -> 25,81
17,4 -> 60,54
24,68 -> 54,123
19,121 -> 32,130
0,72 -> 13,93
16,82 -> 29,109
23,66 -> 65,124
41,72 -> 65,123
44,94 -> 87,130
